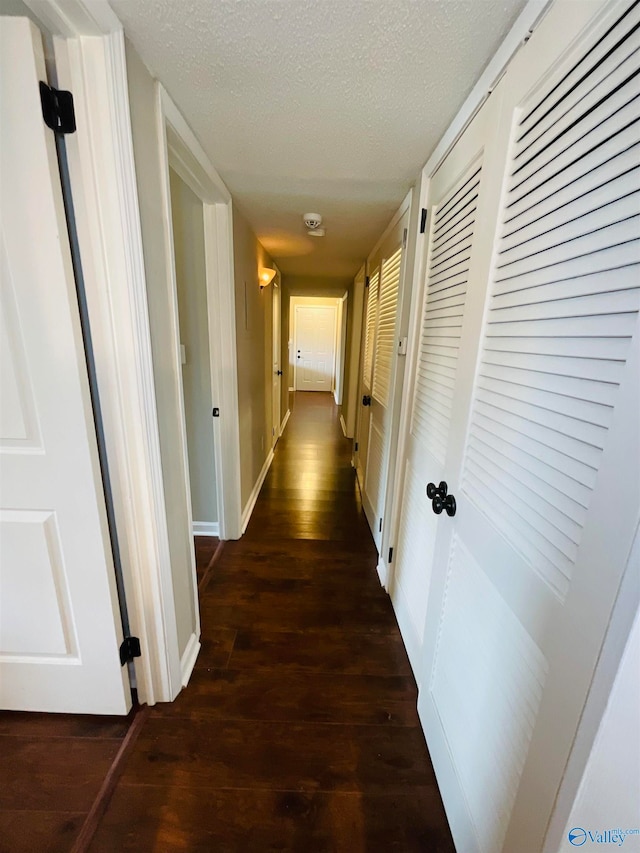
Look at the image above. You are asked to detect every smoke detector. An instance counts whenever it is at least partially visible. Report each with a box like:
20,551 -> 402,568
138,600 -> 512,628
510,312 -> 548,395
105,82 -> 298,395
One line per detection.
303,213 -> 322,230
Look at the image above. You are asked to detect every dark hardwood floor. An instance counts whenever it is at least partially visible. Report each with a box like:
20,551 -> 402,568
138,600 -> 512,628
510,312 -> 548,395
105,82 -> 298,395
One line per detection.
0,709 -> 133,853
0,392 -> 454,852
90,391 -> 455,852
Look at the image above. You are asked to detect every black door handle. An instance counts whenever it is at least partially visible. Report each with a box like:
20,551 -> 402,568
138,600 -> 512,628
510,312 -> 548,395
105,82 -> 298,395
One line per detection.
277,370 -> 283,375
362,395 -> 372,406
426,481 -> 456,517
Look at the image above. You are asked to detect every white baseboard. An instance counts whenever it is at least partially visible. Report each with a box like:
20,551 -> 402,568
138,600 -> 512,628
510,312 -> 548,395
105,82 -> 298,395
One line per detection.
280,409 -> 291,433
241,448 -> 275,533
180,632 -> 201,687
192,521 -> 220,537
339,413 -> 347,437
376,556 -> 388,589
391,582 -> 423,685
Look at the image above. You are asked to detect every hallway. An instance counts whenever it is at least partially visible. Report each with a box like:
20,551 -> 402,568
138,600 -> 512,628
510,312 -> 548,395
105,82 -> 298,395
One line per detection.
90,392 -> 455,851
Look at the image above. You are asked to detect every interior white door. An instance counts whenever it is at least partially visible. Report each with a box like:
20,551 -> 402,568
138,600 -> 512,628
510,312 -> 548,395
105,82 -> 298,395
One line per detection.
417,2 -> 640,851
272,282 -> 281,445
0,17 -> 131,714
363,216 -> 408,550
295,305 -> 336,392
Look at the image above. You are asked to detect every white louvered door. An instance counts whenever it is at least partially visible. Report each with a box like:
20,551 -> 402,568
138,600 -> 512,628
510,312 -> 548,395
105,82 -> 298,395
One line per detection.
355,267 -> 379,492
417,2 -> 640,851
363,214 -> 408,549
390,90 -> 504,672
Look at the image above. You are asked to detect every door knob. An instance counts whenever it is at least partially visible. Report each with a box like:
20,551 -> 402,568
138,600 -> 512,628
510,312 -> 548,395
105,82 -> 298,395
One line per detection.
426,481 -> 456,517
362,395 -> 372,406
277,370 -> 283,375
426,481 -> 448,500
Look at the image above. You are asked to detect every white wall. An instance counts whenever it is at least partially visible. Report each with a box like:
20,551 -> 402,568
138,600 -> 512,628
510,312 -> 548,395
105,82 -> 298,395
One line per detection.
170,168 -> 217,528
558,606 -> 640,851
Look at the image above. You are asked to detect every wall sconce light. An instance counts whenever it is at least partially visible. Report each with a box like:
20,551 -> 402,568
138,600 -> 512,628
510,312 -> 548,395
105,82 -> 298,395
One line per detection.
259,267 -> 277,290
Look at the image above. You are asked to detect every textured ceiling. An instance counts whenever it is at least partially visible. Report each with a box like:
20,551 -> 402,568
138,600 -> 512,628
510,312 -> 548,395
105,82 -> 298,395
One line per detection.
109,0 -> 528,279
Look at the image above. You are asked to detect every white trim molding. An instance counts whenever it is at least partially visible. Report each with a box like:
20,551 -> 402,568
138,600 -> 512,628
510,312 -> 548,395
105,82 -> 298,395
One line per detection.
280,409 -> 291,434
179,632 -> 201,688
192,521 -> 220,537
157,85 -> 242,544
51,21 -> 180,705
241,448 -> 275,534
339,413 -> 348,438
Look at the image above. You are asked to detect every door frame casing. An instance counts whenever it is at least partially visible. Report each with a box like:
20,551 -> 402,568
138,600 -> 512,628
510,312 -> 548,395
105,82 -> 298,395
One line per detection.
27,0 -> 241,704
157,83 -> 242,545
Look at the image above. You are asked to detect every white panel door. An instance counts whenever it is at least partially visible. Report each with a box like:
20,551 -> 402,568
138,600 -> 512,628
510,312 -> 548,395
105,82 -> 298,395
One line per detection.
295,305 -> 336,391
417,2 -> 640,851
0,17 -> 131,714
363,217 -> 408,549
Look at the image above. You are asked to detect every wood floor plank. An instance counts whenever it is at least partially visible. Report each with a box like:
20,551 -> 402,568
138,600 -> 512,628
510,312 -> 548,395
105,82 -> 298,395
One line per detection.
112,718 -> 435,793
89,786 -> 456,853
0,811 -> 86,853
227,628 -> 413,676
0,737 -> 123,811
0,711 -> 131,739
152,668 -> 418,725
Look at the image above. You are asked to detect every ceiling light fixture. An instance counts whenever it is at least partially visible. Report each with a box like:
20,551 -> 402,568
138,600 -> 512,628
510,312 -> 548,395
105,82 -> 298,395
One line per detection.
259,267 -> 277,290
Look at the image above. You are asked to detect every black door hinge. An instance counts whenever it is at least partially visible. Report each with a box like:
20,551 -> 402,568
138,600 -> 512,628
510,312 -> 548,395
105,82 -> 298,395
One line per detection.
119,636 -> 141,666
402,227 -> 408,248
379,518 -> 383,532
40,82 -> 76,134
420,208 -> 428,234
365,276 -> 370,288
354,441 -> 358,451
388,547 -> 393,563
212,407 -> 220,417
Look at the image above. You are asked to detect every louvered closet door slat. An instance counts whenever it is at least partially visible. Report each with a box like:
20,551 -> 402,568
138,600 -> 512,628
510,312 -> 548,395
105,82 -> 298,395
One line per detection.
501,168 -> 640,252
505,124 -> 640,226
433,168 -> 481,225
495,255 -> 639,307
471,405 -> 602,484
362,270 -> 379,387
508,84 -> 640,199
469,426 -> 591,518
494,238 -> 640,291
514,29 -> 640,169
471,412 -> 598,496
411,159 -> 482,459
372,246 -> 402,407
431,220 -> 476,262
476,383 -> 608,449
497,199 -> 639,270
517,1 -> 640,141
